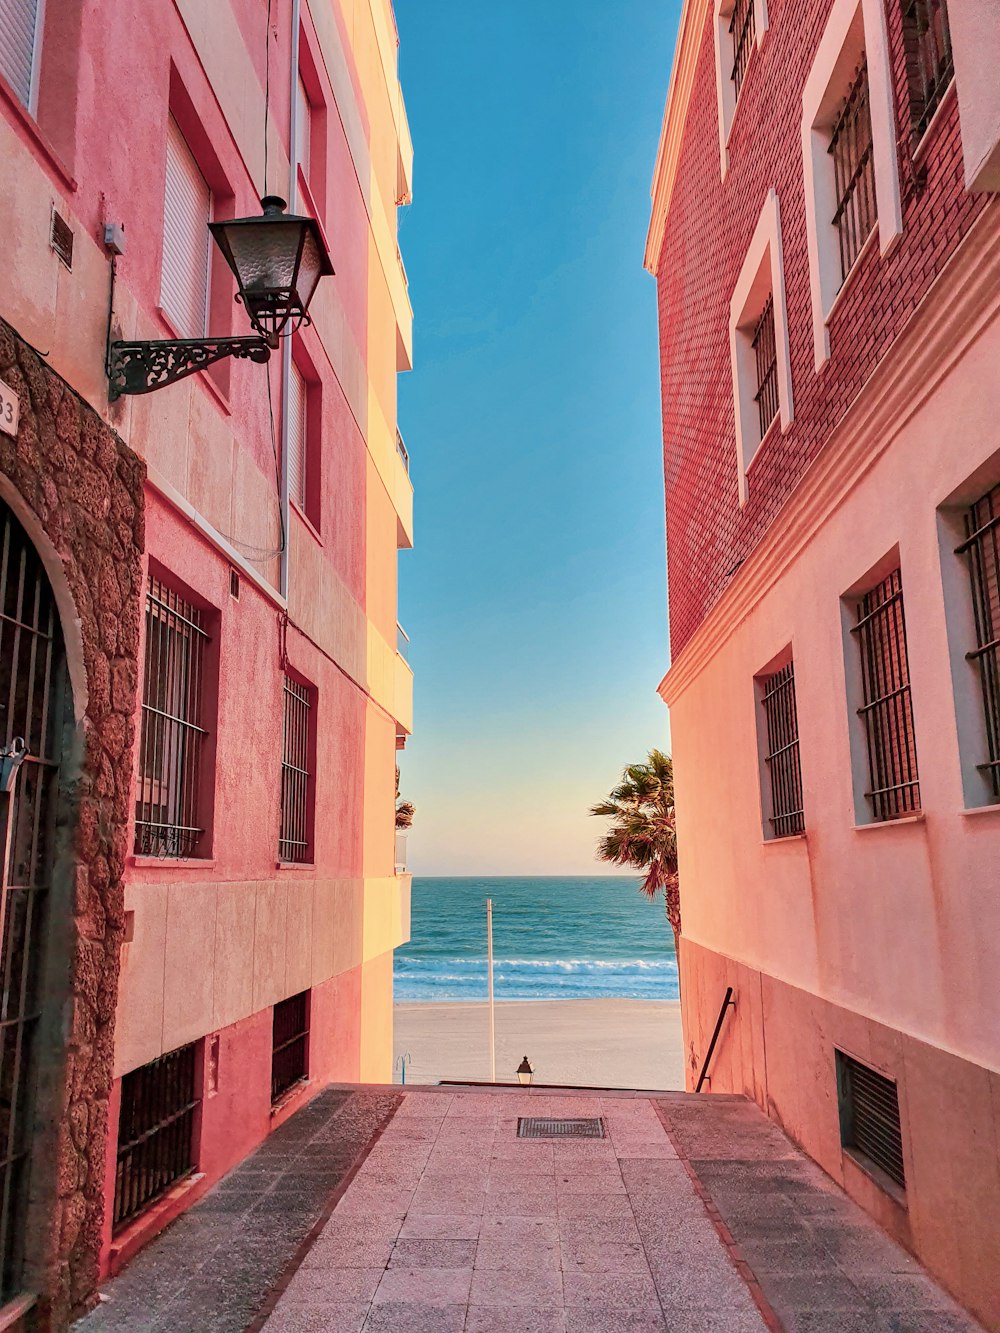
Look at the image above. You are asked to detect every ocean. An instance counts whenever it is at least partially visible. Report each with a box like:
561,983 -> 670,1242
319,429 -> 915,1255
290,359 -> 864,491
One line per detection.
394,876 -> 678,1003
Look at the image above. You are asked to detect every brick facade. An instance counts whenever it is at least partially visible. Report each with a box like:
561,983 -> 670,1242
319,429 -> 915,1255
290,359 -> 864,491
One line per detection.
0,318 -> 145,1326
656,0 -> 989,659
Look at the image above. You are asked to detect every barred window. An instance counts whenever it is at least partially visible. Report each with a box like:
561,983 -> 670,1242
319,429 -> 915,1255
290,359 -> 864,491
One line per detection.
114,1044 -> 199,1230
957,483 -> 1000,800
730,0 -> 755,99
901,0 -> 953,138
761,661 -> 805,837
279,675 -> 314,863
135,576 -> 209,857
829,61 -> 877,284
272,991 -> 309,1102
853,570 -> 921,821
752,295 -> 779,440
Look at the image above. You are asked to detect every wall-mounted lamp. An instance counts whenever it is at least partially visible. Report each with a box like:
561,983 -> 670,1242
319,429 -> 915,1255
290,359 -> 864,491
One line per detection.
106,196 -> 333,400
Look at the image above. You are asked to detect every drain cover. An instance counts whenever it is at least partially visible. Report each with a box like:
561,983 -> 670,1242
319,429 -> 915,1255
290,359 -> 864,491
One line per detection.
517,1117 -> 605,1140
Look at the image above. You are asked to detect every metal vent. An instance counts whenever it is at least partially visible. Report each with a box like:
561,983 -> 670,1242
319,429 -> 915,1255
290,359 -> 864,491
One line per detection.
50,209 -> 73,269
517,1117 -> 605,1140
836,1051 -> 905,1189
230,568 -> 240,599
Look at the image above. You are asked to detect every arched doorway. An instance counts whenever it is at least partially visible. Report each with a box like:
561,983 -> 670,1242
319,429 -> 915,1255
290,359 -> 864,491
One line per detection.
0,499 -> 67,1304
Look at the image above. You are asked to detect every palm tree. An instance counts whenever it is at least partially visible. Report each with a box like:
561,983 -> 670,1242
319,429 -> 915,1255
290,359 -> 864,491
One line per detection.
395,766 -> 414,830
590,749 -> 680,951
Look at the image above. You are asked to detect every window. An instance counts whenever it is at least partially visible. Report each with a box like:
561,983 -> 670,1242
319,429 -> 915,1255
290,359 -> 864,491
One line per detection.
829,61 -> 877,283
713,0 -> 768,171
752,295 -> 779,439
730,0 -> 756,99
729,190 -> 794,502
836,1051 -> 906,1190
160,117 -> 211,339
760,661 -> 805,838
902,0 -> 953,137
272,991 -> 309,1102
801,0 -> 903,367
135,575 -> 209,858
296,74 -> 311,177
0,0 -> 43,111
853,569 -> 921,821
279,674 -> 314,863
957,482 -> 1000,800
286,361 -> 308,513
114,1044 -> 200,1230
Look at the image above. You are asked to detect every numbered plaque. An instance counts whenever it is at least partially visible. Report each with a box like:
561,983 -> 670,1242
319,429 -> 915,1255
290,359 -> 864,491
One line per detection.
0,379 -> 19,438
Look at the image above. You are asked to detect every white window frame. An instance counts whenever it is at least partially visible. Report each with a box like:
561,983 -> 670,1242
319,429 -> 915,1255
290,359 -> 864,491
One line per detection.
713,0 -> 768,178
730,189 -> 794,506
0,0 -> 46,113
287,360 -> 308,513
160,117 -> 212,341
801,0 -> 903,370
296,73 -> 311,181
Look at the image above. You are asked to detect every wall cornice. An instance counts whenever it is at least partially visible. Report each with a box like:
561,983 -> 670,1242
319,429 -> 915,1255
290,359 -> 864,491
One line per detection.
644,0 -> 710,275
658,202 -> 1000,707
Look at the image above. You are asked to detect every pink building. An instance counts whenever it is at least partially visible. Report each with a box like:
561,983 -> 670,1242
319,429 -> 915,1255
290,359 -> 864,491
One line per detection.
0,0 -> 413,1325
647,0 -> 999,1325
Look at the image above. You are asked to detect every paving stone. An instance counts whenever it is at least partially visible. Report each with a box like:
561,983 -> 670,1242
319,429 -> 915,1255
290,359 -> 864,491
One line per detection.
558,1192 -> 636,1219
279,1267 -> 384,1305
562,1271 -> 661,1309
563,1311 -> 669,1333
265,1300 -> 371,1332
469,1265 -> 564,1308
362,1303 -> 467,1333
399,1213 -> 483,1240
474,1238 -> 562,1271
465,1308 -> 568,1333
389,1238 -> 477,1269
372,1266 -> 474,1307
559,1237 -> 650,1274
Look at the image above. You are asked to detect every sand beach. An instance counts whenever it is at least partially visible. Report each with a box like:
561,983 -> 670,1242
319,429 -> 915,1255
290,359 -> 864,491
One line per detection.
393,997 -> 685,1090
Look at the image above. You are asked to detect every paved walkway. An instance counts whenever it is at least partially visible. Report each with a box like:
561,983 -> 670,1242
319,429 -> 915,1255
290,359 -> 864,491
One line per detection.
81,1086 -> 984,1333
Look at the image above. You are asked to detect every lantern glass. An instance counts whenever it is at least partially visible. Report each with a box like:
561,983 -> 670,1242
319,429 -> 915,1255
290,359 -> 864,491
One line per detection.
516,1056 -> 533,1087
210,196 -> 332,345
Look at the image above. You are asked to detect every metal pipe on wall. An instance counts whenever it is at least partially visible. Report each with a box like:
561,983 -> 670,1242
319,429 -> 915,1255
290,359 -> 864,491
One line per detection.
279,0 -> 302,601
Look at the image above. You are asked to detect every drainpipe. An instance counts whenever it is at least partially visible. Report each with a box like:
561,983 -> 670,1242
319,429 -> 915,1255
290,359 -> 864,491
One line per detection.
279,0 -> 302,600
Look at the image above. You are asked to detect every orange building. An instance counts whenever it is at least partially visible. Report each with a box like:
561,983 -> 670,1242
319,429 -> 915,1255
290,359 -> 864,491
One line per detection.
0,0 -> 412,1323
647,0 -> 999,1325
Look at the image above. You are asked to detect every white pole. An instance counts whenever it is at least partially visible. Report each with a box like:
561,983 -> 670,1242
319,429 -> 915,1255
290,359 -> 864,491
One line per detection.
486,898 -> 496,1082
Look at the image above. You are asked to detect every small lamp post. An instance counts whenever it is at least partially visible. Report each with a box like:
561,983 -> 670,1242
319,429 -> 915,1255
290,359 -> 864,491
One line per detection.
107,195 -> 333,399
516,1056 -> 533,1087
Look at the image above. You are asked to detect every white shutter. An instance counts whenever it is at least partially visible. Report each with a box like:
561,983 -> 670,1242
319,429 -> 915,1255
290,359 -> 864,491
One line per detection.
296,75 -> 311,177
160,118 -> 211,339
0,0 -> 41,109
287,363 -> 307,510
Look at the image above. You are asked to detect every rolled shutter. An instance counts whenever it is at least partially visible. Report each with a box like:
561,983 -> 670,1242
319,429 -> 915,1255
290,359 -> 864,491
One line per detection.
296,76 -> 311,178
160,118 -> 211,339
287,363 -> 307,510
0,0 -> 41,108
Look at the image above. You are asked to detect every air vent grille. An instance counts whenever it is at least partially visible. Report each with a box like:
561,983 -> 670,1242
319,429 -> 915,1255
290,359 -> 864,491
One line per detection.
836,1051 -> 905,1189
517,1117 -> 605,1140
50,209 -> 73,269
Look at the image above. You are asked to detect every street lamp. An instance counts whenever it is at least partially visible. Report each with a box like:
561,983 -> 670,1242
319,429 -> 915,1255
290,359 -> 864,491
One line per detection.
107,196 -> 333,399
516,1056 -> 534,1087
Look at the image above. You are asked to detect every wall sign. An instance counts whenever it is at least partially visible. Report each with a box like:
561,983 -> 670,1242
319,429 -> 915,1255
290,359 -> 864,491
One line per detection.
0,379 -> 19,438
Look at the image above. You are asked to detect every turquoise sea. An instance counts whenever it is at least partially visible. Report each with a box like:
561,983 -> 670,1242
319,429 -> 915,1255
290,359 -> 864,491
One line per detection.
394,876 -> 678,1003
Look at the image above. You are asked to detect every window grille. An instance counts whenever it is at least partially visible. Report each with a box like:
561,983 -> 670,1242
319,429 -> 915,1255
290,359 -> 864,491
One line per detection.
957,482 -> 1000,799
161,117 -> 211,339
0,0 -> 42,109
0,502 -> 66,1303
761,661 -> 804,837
829,61 -> 877,284
272,991 -> 309,1102
729,0 -> 756,99
279,675 -> 313,863
836,1051 -> 905,1189
752,295 -> 779,440
853,569 -> 920,821
901,0 -> 953,138
287,362 -> 308,512
135,576 -> 209,858
114,1044 -> 200,1231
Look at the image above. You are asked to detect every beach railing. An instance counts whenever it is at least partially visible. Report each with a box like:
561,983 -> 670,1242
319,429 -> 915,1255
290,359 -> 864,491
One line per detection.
695,987 -> 735,1093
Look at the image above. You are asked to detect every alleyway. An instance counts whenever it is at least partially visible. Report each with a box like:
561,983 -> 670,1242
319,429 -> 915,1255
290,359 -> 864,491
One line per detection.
81,1087 -> 983,1333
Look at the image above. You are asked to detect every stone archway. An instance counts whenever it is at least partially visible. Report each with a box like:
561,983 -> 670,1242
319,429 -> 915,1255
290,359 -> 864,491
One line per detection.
0,318 -> 144,1327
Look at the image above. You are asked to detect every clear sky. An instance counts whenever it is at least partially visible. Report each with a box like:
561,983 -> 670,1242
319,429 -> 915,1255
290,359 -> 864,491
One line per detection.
394,2 -> 681,876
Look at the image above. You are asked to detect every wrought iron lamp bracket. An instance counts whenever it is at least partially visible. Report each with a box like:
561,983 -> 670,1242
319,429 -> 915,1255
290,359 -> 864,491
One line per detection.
107,335 -> 272,400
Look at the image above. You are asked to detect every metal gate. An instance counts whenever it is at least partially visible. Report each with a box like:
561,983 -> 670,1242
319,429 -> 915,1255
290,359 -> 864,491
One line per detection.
0,501 -> 66,1304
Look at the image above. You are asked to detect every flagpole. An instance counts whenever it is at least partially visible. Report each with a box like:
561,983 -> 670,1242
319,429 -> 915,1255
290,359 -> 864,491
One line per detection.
486,898 -> 496,1082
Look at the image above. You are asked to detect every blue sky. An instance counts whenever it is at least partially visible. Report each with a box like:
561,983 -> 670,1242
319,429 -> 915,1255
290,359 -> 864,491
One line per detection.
394,2 -> 681,875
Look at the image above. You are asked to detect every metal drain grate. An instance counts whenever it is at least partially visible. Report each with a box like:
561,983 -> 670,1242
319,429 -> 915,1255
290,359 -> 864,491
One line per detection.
517,1117 -> 605,1140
